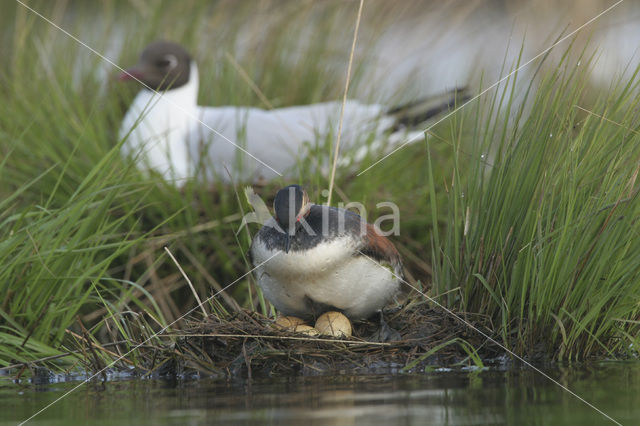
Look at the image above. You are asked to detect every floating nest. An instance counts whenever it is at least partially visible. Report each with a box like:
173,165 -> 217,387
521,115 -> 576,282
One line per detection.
4,299 -> 506,383
144,299 -> 504,378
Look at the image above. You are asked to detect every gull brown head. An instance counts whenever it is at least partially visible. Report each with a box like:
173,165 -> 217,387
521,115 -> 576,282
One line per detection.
119,41 -> 191,91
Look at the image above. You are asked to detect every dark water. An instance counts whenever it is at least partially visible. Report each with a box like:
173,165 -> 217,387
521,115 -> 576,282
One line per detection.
2,362 -> 639,425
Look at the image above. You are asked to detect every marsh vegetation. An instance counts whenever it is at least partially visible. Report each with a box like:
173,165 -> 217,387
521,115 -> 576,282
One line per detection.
1,1 -> 639,384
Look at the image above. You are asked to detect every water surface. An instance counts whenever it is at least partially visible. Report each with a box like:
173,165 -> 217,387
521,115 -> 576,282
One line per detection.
2,361 -> 639,425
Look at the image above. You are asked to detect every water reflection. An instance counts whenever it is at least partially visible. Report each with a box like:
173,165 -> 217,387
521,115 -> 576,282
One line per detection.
2,362 -> 639,425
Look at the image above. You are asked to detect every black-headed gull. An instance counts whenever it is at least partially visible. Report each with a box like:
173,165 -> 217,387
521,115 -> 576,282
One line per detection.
119,41 -> 465,183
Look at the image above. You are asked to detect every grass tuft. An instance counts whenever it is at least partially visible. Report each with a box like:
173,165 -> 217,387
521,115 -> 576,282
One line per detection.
432,46 -> 640,361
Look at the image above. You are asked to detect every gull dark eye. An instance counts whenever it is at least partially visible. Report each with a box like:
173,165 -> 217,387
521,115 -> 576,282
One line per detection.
157,54 -> 178,69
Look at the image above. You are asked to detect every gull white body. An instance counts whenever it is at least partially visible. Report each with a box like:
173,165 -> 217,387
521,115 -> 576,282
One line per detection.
119,63 -> 424,183
119,62 -> 199,181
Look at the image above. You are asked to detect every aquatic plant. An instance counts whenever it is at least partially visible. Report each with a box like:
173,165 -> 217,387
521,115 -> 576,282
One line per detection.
430,45 -> 640,361
1,1 -> 638,378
